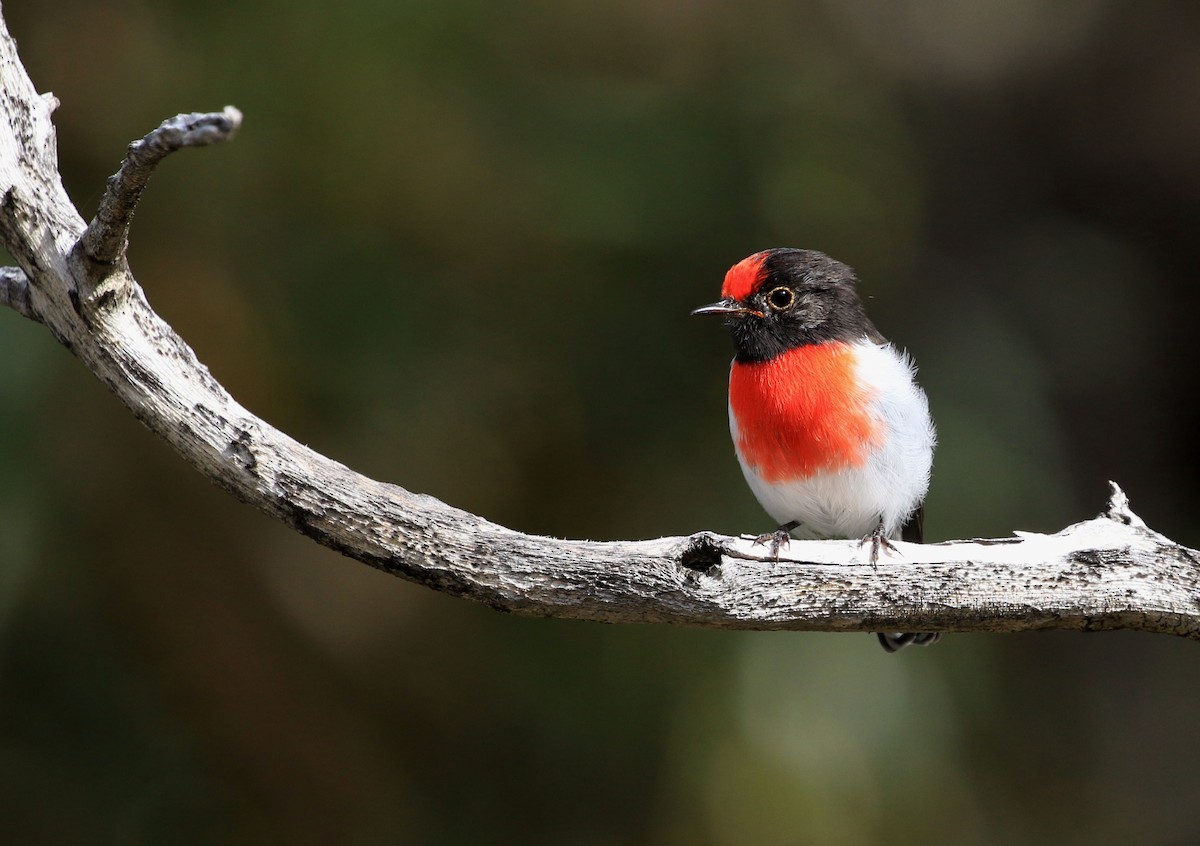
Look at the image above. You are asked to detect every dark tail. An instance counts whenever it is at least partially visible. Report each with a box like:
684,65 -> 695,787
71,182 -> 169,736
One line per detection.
877,632 -> 941,652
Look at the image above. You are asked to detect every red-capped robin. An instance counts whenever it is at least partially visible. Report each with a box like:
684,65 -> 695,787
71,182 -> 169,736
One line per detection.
694,248 -> 938,652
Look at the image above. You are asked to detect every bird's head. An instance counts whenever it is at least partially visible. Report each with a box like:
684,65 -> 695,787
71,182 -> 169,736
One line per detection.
693,248 -> 878,362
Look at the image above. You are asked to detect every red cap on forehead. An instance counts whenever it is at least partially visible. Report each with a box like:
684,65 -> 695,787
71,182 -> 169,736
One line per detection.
721,252 -> 769,301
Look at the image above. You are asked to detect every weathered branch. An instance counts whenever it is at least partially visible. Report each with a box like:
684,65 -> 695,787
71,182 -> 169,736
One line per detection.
1,10 -> 1198,641
80,107 -> 242,266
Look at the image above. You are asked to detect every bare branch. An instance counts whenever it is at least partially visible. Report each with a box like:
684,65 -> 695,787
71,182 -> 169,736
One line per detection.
80,107 -> 243,266
1,9 -> 1198,642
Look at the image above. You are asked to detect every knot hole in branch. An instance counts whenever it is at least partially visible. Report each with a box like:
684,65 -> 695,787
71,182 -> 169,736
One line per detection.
680,533 -> 726,573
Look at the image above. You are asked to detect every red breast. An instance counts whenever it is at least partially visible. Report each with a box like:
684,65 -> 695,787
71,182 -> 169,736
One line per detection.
729,341 -> 880,482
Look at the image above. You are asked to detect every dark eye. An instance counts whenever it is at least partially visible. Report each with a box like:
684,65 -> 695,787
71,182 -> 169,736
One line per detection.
767,287 -> 795,311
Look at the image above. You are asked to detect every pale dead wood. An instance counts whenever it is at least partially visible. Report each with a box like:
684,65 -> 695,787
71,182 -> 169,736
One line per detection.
80,107 -> 243,266
0,11 -> 1197,640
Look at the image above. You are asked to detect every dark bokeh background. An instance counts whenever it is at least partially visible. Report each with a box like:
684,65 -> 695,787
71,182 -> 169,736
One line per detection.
2,1 -> 1199,843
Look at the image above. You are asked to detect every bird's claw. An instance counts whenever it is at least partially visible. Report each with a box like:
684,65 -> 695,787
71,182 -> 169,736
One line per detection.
752,521 -> 799,560
752,529 -> 791,560
859,522 -> 899,569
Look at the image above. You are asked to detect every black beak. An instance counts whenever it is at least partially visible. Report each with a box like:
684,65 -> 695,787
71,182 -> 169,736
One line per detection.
691,300 -> 765,318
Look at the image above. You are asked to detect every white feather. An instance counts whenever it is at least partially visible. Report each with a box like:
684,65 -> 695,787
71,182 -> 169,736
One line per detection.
730,339 -> 935,540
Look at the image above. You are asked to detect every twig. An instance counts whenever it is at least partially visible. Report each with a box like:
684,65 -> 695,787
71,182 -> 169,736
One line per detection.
79,107 -> 242,266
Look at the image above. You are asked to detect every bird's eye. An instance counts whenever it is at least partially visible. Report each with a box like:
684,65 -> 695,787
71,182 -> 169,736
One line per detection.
766,287 -> 795,311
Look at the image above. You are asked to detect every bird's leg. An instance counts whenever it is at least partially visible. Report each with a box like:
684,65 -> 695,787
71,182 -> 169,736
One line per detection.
752,520 -> 800,559
859,516 -> 898,568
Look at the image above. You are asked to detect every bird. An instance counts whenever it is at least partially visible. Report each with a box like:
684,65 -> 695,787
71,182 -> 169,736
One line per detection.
693,248 -> 938,652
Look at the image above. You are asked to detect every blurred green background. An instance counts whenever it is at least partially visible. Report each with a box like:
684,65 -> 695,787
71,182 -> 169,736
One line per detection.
3,1 -> 1200,843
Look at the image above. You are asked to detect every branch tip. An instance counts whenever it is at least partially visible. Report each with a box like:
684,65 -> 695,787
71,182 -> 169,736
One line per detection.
138,106 -> 242,153
80,106 -> 244,266
1103,481 -> 1146,528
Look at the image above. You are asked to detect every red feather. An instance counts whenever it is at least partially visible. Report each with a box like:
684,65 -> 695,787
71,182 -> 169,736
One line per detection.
729,342 -> 879,481
721,252 -> 768,301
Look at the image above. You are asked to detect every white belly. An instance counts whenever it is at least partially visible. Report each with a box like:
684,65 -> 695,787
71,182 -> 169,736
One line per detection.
730,340 -> 935,540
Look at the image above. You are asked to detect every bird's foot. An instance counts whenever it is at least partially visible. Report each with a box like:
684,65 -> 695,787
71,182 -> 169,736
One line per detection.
859,519 -> 898,569
752,520 -> 800,560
